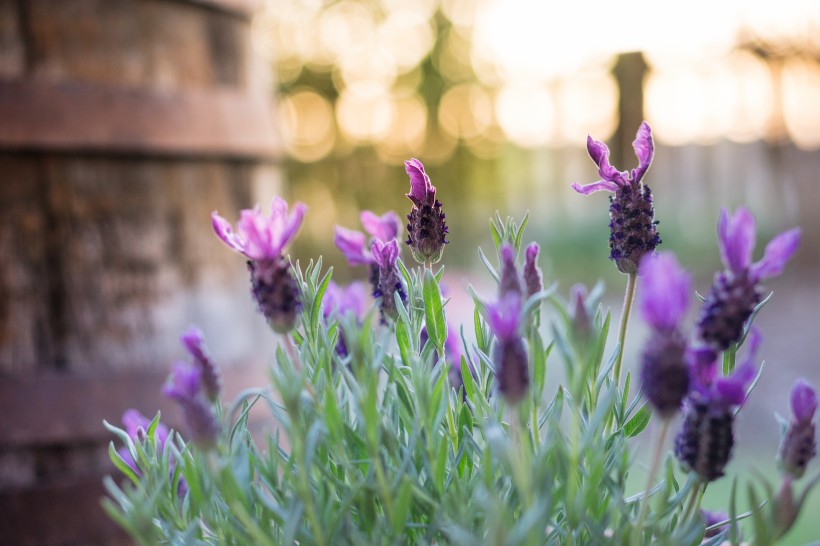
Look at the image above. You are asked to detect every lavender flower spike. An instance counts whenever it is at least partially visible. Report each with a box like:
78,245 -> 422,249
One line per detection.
163,362 -> 220,448
487,293 -> 529,405
212,197 -> 307,333
498,244 -> 523,298
675,335 -> 759,482
180,326 -> 221,401
698,207 -> 800,350
571,122 -> 660,274
370,239 -> 407,322
405,159 -> 448,265
639,252 -> 692,417
778,379 -> 817,479
523,242 -> 543,298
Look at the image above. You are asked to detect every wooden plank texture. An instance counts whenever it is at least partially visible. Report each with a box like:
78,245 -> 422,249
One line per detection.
0,79 -> 281,157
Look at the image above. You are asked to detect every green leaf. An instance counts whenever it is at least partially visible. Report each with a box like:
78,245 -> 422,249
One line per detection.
623,403 -> 652,437
513,211 -> 530,252
423,268 -> 446,353
396,319 -> 413,367
392,477 -> 414,535
477,247 -> 500,283
108,442 -> 140,484
310,266 -> 333,334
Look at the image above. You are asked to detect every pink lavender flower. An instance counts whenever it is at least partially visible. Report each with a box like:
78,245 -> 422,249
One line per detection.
571,122 -> 661,274
487,293 -> 529,405
180,326 -> 221,401
638,253 -> 692,417
163,362 -> 220,448
404,159 -> 448,265
697,207 -> 800,350
778,379 -> 817,479
370,239 -> 407,322
523,243 -> 543,298
212,197 -> 307,333
675,334 -> 759,482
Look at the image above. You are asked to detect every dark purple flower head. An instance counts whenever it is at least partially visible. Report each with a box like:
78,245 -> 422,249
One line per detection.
180,326 -> 221,401
405,158 -> 448,264
639,252 -> 691,331
717,206 -> 801,281
323,281 -> 369,321
778,379 -> 817,479
212,197 -> 307,261
523,242 -> 543,297
498,244 -> 523,298
571,121 -> 654,195
572,122 -> 661,274
162,362 -> 202,402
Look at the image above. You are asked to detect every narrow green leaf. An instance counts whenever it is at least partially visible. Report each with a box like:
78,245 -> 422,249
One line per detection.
489,218 -> 502,250
310,266 -> 333,333
478,247 -> 500,283
423,268 -> 446,353
514,211 -> 530,251
624,403 -> 652,437
396,319 -> 412,366
392,478 -> 414,535
108,442 -> 140,484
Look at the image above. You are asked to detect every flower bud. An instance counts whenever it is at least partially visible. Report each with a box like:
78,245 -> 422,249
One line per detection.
674,399 -> 735,482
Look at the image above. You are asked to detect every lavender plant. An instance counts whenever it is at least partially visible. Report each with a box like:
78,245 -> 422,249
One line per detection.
104,141 -> 817,545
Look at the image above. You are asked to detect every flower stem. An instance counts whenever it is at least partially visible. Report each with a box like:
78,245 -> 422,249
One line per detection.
613,272 -> 638,388
633,417 -> 670,546
284,334 -> 301,373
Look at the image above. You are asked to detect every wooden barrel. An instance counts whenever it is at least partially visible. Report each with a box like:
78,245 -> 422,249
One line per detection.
0,1 -> 279,543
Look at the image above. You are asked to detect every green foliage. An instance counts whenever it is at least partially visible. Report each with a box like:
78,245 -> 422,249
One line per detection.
104,214 -> 817,546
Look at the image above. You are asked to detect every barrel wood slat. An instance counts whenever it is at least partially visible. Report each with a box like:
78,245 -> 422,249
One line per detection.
0,0 -> 281,544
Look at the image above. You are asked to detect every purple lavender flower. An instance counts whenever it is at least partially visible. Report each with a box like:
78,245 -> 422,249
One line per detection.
571,121 -> 661,274
697,207 -> 800,350
163,363 -> 220,448
370,239 -> 407,322
323,281 -> 370,357
334,210 -> 402,267
117,409 -> 170,474
700,509 -> 732,538
404,159 -> 448,265
180,326 -> 221,401
487,293 -> 529,405
639,252 -> 692,417
778,379 -> 817,479
212,197 -> 307,333
523,243 -> 543,298
675,334 -> 759,482
569,284 -> 592,342
498,244 -> 523,298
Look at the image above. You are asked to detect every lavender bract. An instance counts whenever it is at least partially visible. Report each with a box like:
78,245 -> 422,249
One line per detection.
118,409 -> 170,474
778,379 -> 817,479
487,293 -> 529,405
212,197 -> 307,333
638,252 -> 692,417
163,362 -> 220,448
498,244 -> 523,298
697,206 -> 800,350
571,121 -> 661,274
404,159 -> 448,265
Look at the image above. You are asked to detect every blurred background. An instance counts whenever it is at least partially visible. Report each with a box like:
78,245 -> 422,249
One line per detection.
0,0 -> 819,543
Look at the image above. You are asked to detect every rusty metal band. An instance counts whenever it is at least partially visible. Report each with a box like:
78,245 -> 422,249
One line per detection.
0,78 -> 281,159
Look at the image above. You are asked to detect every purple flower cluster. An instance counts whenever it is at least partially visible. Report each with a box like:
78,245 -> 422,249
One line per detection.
487,293 -> 529,405
638,252 -> 692,417
335,210 -> 405,323
117,409 -> 170,475
212,197 -> 307,333
697,206 -> 800,350
404,159 -> 448,265
162,327 -> 222,448
322,281 -> 369,356
778,379 -> 817,479
572,122 -> 661,274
